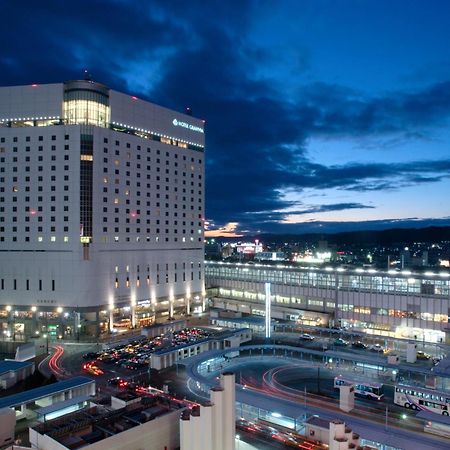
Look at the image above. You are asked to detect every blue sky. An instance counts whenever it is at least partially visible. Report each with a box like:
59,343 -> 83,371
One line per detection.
1,0 -> 450,234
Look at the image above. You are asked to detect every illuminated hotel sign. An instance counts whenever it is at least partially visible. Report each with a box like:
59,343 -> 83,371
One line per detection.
172,118 -> 204,133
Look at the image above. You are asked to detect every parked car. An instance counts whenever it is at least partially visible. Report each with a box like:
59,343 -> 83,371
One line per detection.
416,351 -> 431,360
351,341 -> 368,349
370,344 -> 385,353
299,333 -> 314,341
82,352 -> 99,360
334,338 -> 349,347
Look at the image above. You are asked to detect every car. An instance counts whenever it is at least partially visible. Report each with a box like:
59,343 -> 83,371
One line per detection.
416,351 -> 431,360
299,333 -> 314,341
82,352 -> 99,360
334,338 -> 349,347
370,344 -> 385,353
351,341 -> 368,349
82,362 -> 104,376
107,377 -> 128,387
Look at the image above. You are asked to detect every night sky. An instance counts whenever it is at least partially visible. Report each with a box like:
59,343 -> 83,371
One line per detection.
1,1 -> 450,236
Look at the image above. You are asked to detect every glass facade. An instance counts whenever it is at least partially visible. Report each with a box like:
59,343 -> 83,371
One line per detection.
80,133 -> 93,241
64,86 -> 110,127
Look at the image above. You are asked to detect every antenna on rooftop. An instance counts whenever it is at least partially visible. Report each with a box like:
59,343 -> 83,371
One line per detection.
84,69 -> 92,81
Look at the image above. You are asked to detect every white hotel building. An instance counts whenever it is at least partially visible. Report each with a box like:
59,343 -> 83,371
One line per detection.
0,80 -> 205,338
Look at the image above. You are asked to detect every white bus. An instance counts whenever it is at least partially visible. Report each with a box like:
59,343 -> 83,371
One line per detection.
334,375 -> 384,400
394,385 -> 450,415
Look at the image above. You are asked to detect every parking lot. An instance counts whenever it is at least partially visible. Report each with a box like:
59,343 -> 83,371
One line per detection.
81,327 -> 212,378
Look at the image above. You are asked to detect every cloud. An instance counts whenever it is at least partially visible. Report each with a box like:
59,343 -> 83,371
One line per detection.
1,1 -> 450,233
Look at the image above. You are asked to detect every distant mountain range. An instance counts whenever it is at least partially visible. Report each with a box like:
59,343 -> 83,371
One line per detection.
247,226 -> 450,246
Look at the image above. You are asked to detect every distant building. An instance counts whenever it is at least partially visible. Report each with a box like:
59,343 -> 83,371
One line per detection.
254,251 -> 285,261
235,240 -> 263,256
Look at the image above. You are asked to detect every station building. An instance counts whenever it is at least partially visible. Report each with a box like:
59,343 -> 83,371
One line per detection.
205,261 -> 450,342
0,80 -> 206,339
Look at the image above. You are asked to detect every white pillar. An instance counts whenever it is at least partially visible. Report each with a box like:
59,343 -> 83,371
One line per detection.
180,411 -> 193,450
191,406 -> 202,450
406,342 -> 417,363
211,387 -> 225,450
339,384 -> 355,412
109,309 -> 114,332
220,372 -> 236,450
265,282 -> 271,338
201,403 -> 213,450
131,304 -> 136,328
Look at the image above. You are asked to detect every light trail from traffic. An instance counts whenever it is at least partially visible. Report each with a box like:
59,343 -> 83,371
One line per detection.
48,345 -> 66,378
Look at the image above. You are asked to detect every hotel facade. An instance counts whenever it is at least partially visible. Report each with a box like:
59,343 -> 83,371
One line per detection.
0,80 -> 205,339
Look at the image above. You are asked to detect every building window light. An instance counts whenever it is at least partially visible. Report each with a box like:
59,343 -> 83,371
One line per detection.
80,154 -> 93,161
38,237 -> 43,242
63,236 -> 69,242
50,236 -> 56,242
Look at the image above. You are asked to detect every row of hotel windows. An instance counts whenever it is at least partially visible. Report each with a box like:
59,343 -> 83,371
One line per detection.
0,134 -> 201,155
0,274 -> 202,291
114,262 -> 202,273
0,154 -> 70,162
114,271 -> 203,288
0,132 -> 203,156
0,165 -> 70,173
0,144 -> 202,168
0,135 -> 70,142
0,236 -> 203,243
0,145 -> 70,153
0,125 -> 203,152
0,278 -> 55,291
